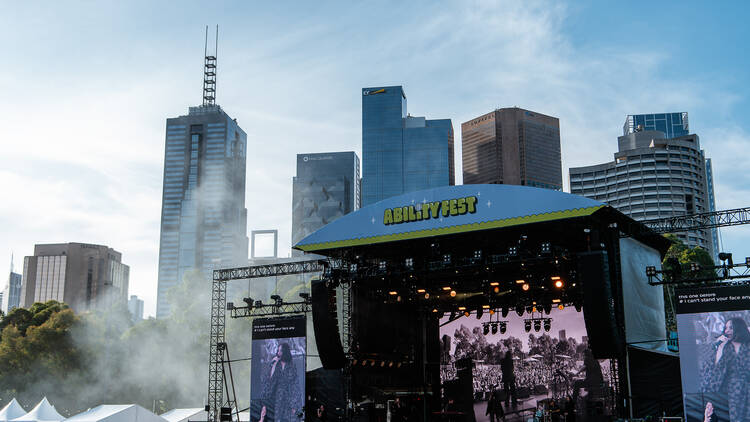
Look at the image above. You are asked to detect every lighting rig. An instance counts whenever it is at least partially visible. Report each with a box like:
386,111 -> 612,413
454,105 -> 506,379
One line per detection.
481,310 -> 508,335
523,312 -> 553,333
645,252 -> 750,286
227,292 -> 312,317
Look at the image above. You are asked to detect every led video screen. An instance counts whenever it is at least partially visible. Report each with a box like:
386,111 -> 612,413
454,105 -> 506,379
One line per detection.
439,307 -> 611,419
676,285 -> 750,422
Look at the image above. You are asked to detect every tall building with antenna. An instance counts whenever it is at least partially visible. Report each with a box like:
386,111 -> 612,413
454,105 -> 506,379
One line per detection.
2,254 -> 22,314
156,26 -> 249,318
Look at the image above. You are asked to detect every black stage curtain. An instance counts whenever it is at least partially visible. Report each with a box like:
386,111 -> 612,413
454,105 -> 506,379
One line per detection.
628,346 -> 683,418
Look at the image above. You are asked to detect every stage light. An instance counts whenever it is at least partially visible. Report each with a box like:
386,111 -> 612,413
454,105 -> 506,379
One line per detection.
361,360 -> 367,366
544,319 -> 551,332
532,306 -> 537,313
541,242 -> 551,254
719,252 -> 733,265
396,295 -> 402,302
491,323 -> 498,335
405,258 -> 413,269
442,286 -> 452,291
397,362 -> 402,368
543,304 -> 552,315
458,306 -> 466,311
483,304 -> 491,309
271,294 -> 281,302
417,288 -> 426,293
483,324 -> 490,335
552,298 -> 561,303
299,293 -> 309,301
424,293 -> 430,299
243,297 -> 254,307
502,307 -> 509,318
522,283 -> 530,291
690,262 -> 700,272
746,257 -> 750,267
534,320 -> 541,332
255,300 -> 263,307
370,360 -> 376,367
432,308 -> 438,313
558,304 -> 565,310
450,290 -> 457,297
443,254 -> 452,265
464,311 -> 470,317
389,291 -> 398,296
494,287 -> 500,293
554,280 -> 564,289
524,320 -> 532,332
389,361 -> 394,368
515,279 -> 525,284
490,282 -> 500,286
381,361 -> 386,367
489,309 -> 495,315
574,303 -> 582,312
508,246 -> 517,256
499,322 -> 507,334
516,305 -> 524,316
352,359 -> 358,366
379,261 -> 387,271
526,306 -> 533,314
226,302 -> 234,310
645,266 -> 656,276
450,311 -> 457,320
476,308 -> 483,319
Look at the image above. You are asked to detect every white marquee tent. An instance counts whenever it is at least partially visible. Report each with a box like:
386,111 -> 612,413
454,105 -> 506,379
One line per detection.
11,398 -> 63,422
159,409 -> 203,422
0,399 -> 27,422
65,405 -> 166,422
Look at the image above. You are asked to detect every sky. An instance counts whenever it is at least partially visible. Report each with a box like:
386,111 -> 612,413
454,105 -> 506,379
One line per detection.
1,1 -> 749,317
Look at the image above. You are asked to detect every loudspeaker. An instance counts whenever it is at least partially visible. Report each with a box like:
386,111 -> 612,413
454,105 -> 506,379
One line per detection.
312,278 -> 347,369
578,250 -> 624,358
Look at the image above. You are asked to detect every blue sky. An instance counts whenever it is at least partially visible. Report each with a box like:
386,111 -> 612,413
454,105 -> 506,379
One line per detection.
1,1 -> 748,316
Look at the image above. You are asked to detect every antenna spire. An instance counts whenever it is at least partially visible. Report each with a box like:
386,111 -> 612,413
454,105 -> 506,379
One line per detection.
202,25 -> 218,107
9,253 -> 13,273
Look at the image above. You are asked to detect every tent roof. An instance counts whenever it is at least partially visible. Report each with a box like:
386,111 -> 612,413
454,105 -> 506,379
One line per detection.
295,184 -> 605,252
65,405 -> 166,422
12,398 -> 63,422
159,409 -> 204,422
0,399 -> 27,422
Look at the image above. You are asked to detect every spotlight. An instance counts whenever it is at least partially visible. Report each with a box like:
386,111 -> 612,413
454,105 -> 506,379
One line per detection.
389,291 -> 398,296
746,257 -> 750,267
543,304 -> 552,315
361,360 -> 367,366
719,252 -> 733,266
516,305 -> 524,317
534,320 -> 541,332
508,246 -> 517,256
243,297 -> 254,307
541,242 -> 551,254
226,302 -> 234,310
381,361 -> 386,367
255,300 -> 263,307
449,311 -> 457,320
526,306 -> 533,314
458,306 -> 466,311
524,320 -> 532,332
464,311 -> 470,317
432,308 -> 438,313
522,283 -> 530,291
690,262 -> 700,272
515,279 -> 525,284
490,281 -> 500,286
370,360 -> 376,367
397,362 -> 402,368
544,319 -> 551,332
298,293 -> 309,301
389,361 -> 394,368
501,307 -> 509,318
405,258 -> 414,269
558,304 -> 565,310
352,359 -> 358,366
499,322 -> 507,334
450,290 -> 457,297
645,266 -> 657,277
531,306 -> 537,313
574,303 -> 582,312
424,293 -> 430,299
491,322 -> 498,335
489,309 -> 495,315
554,280 -> 563,289
483,323 -> 490,335
270,294 -> 281,301
442,286 -> 452,291
417,288 -> 426,293
494,287 -> 500,293
476,308 -> 483,319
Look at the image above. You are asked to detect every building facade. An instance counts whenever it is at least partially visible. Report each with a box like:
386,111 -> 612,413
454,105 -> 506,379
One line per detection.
128,295 -> 144,322
156,105 -> 249,318
2,271 -> 22,314
20,243 -> 130,312
569,128 -> 715,256
462,107 -> 562,190
292,152 -> 360,254
361,86 -> 454,206
624,112 -> 689,139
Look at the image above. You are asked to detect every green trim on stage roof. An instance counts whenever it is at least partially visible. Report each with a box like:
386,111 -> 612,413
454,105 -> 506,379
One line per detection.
296,205 -> 604,252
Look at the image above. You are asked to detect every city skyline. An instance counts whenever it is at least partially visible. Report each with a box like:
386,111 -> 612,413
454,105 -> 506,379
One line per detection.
1,1 -> 749,316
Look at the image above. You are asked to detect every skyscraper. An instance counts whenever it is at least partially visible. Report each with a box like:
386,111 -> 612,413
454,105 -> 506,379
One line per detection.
570,117 -> 715,257
128,295 -> 144,322
2,255 -> 23,314
462,107 -> 562,190
20,243 -> 129,312
361,86 -> 454,206
292,152 -> 360,255
155,42 -> 249,318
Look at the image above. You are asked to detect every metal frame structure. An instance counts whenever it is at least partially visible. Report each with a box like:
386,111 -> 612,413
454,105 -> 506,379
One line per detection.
207,259 -> 329,422
636,206 -> 750,234
203,25 -> 218,107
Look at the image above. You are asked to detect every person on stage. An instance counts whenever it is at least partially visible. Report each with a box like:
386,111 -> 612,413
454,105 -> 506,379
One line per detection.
260,342 -> 302,422
500,351 -> 517,407
701,317 -> 750,422
485,390 -> 504,422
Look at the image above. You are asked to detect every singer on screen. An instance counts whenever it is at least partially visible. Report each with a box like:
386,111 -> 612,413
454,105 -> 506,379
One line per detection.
259,342 -> 302,422
701,317 -> 750,422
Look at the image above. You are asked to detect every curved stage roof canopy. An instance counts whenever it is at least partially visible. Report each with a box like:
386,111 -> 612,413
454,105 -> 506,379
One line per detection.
295,184 -> 612,253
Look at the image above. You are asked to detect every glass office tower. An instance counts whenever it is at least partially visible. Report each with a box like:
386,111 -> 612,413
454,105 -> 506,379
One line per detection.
156,105 -> 249,318
292,152 -> 360,255
361,86 -> 454,206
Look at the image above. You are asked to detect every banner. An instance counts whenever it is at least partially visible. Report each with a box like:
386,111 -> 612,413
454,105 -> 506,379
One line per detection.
675,285 -> 750,422
251,316 -> 306,422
